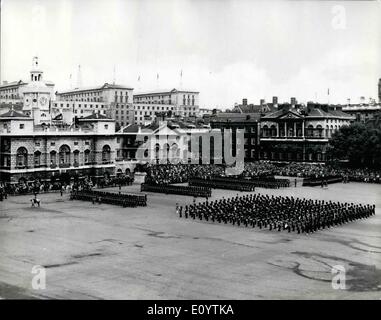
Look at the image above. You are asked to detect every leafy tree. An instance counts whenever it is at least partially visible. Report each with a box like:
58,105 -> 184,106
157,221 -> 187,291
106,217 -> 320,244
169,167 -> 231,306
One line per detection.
328,123 -> 381,167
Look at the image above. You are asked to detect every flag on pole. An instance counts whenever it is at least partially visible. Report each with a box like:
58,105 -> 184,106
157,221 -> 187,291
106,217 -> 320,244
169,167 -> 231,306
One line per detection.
327,88 -> 330,95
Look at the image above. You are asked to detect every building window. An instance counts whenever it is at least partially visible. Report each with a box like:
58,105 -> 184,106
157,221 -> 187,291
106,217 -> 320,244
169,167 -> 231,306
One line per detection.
74,141 -> 78,146
35,141 -> 40,146
51,142 -> 55,146
16,147 -> 28,167
73,150 -> 80,164
102,145 -> 111,163
50,151 -> 57,166
19,124 -> 25,129
85,141 -> 90,146
104,124 -> 109,129
59,145 -> 71,165
34,151 -> 41,167
84,150 -> 91,164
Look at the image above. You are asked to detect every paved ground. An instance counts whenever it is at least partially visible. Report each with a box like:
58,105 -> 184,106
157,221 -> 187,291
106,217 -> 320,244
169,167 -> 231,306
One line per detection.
0,179 -> 380,299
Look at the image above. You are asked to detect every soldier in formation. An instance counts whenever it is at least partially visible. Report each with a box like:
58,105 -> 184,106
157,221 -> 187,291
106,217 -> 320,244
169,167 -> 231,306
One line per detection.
178,193 -> 375,234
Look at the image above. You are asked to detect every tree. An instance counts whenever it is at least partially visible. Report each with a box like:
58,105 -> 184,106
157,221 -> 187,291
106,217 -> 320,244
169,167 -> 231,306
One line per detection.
328,123 -> 381,167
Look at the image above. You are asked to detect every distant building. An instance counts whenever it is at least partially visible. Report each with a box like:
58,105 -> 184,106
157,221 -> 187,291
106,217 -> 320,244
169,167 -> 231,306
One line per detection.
259,103 -> 354,162
199,108 -> 213,118
342,103 -> 381,123
365,111 -> 381,130
210,112 -> 260,161
133,89 -> 199,125
55,83 -> 134,128
116,120 -> 219,169
0,57 -> 55,111
232,97 -> 278,114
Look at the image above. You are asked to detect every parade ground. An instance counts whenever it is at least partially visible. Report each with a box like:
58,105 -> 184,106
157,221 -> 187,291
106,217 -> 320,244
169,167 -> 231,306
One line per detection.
0,181 -> 380,299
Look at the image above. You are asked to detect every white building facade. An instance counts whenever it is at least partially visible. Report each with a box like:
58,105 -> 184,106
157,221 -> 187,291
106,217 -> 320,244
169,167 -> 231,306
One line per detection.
133,89 -> 200,125
55,83 -> 134,127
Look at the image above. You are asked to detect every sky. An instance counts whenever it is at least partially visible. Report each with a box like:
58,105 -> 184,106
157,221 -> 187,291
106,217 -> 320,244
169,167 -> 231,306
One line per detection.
1,0 -> 380,109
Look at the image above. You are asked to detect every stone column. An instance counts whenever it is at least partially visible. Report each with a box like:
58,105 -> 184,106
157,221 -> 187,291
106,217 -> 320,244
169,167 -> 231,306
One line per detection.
277,123 -> 280,137
294,122 -> 296,137
284,122 -> 287,137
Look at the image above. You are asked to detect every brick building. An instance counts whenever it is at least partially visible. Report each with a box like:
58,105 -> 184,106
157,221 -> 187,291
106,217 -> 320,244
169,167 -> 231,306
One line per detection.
210,113 -> 260,161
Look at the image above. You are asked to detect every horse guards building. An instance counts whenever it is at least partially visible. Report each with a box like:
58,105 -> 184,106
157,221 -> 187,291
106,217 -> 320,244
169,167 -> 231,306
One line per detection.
1,57 -> 376,184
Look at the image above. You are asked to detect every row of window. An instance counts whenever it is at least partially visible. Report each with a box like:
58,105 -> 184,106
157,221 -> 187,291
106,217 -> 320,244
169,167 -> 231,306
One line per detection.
61,90 -> 128,99
60,97 -> 104,102
34,141 -> 83,147
44,141 -> 90,147
0,94 -> 20,99
115,116 -> 129,121
15,145 -> 111,167
55,103 -> 106,108
0,87 -> 18,94
133,100 -> 172,105
135,105 -> 175,111
114,95 -> 129,103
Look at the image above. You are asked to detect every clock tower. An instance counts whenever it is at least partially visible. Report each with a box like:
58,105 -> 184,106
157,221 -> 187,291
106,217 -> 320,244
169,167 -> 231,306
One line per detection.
22,57 -> 51,125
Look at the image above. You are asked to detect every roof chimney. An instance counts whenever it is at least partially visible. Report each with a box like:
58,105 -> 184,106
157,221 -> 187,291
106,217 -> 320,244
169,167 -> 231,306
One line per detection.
260,99 -> 265,106
291,97 -> 296,106
242,98 -> 247,106
272,96 -> 278,106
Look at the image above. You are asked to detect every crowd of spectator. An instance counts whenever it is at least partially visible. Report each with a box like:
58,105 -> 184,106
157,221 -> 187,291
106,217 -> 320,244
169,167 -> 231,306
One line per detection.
0,174 -> 134,197
144,162 -> 381,185
267,162 -> 381,183
1,162 -> 380,198
144,164 -> 225,185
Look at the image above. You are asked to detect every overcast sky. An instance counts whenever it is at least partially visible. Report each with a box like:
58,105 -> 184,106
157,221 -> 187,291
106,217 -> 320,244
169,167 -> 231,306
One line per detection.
1,0 -> 380,108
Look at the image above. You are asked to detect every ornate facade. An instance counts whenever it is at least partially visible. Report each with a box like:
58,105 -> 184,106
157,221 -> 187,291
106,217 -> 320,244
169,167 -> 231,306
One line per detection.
259,104 -> 353,162
0,111 -> 117,183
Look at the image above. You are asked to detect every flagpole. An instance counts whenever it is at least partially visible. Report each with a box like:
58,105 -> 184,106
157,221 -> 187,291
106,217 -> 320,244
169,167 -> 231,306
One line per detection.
137,75 -> 141,91
327,88 -> 330,105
